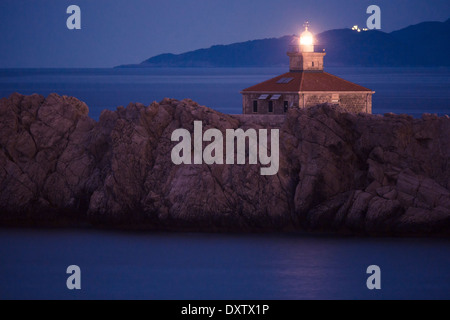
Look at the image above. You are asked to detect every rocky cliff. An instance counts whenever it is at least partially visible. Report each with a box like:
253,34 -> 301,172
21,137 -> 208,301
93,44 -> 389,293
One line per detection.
1,93 -> 449,236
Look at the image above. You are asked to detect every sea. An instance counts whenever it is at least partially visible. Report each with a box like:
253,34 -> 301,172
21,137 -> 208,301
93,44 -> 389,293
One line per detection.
0,67 -> 449,300
0,67 -> 449,119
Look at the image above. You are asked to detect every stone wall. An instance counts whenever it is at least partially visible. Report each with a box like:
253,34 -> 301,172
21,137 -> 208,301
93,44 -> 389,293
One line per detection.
242,93 -> 299,115
243,92 -> 372,114
335,93 -> 371,114
288,52 -> 326,72
303,92 -> 371,113
303,93 -> 332,107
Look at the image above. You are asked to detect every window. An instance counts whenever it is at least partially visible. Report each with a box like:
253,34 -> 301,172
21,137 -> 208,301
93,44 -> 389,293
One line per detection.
312,61 -> 315,67
276,77 -> 294,84
271,94 -> 281,100
253,100 -> 258,113
284,101 -> 289,113
268,101 -> 273,113
332,94 -> 339,104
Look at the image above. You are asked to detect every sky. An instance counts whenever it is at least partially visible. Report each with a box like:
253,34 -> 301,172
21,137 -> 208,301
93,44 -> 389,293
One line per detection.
0,0 -> 449,68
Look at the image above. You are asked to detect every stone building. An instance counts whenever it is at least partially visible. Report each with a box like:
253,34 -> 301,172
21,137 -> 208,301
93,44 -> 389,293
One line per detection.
241,26 -> 375,114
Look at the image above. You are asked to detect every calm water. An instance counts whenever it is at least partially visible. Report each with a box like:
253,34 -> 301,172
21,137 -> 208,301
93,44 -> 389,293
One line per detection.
0,67 -> 449,119
0,229 -> 449,300
0,68 -> 449,300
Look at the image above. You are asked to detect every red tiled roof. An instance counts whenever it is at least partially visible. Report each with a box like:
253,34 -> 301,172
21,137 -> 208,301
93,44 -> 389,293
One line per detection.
241,72 -> 372,92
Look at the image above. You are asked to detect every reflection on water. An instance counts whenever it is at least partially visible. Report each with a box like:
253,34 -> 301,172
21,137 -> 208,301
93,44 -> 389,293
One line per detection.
0,229 -> 449,300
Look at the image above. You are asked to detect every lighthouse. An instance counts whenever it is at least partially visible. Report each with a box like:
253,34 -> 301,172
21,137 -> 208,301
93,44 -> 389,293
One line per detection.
287,25 -> 326,72
241,24 -> 375,114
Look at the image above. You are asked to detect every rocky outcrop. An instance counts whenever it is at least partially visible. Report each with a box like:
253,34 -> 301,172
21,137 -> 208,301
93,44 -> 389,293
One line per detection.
1,93 -> 449,236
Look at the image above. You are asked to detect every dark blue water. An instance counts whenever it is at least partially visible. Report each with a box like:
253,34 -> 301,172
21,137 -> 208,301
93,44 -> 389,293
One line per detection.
0,67 -> 449,120
0,229 -> 449,300
0,68 -> 449,300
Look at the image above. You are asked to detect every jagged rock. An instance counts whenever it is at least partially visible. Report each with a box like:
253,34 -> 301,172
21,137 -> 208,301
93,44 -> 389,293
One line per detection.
0,93 -> 94,220
0,93 -> 449,236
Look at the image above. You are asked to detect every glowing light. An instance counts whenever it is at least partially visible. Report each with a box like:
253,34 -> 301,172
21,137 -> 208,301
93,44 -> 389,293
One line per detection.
300,34 -> 313,45
352,25 -> 368,32
300,27 -> 314,46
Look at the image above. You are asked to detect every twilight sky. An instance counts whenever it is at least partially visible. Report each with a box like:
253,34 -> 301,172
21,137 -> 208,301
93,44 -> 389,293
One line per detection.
0,0 -> 449,68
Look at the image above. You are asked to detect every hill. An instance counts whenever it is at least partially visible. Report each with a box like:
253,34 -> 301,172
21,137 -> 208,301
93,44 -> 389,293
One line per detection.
118,18 -> 450,68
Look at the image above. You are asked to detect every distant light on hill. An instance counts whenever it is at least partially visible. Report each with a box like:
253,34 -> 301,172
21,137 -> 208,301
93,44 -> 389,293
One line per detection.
116,18 -> 450,68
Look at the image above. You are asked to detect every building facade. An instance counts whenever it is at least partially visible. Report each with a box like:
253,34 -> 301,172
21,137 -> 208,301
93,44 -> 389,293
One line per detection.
241,27 -> 374,114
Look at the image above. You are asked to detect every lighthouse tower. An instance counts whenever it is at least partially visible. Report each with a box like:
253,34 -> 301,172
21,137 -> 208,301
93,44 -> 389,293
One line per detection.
287,25 -> 326,72
240,22 -> 374,115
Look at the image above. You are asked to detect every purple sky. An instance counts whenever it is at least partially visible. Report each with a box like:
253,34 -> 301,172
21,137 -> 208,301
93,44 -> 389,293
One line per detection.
0,0 -> 449,67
